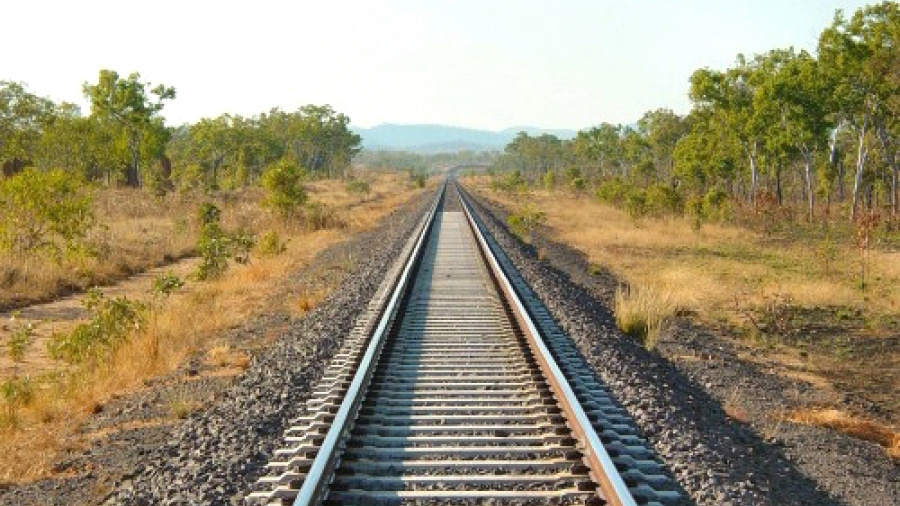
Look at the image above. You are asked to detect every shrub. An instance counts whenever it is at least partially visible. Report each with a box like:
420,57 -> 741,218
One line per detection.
152,271 -> 185,296
6,312 -> 35,364
262,159 -> 308,219
194,203 -> 255,280
0,377 -> 33,428
491,170 -> 527,194
543,170 -> 556,190
624,188 -> 648,219
410,172 -> 427,188
304,202 -> 345,231
48,289 -> 147,364
645,184 -> 683,216
346,178 -> 371,199
257,230 -> 287,256
596,178 -> 629,205
0,167 -> 94,258
507,204 -> 546,243
702,188 -> 732,222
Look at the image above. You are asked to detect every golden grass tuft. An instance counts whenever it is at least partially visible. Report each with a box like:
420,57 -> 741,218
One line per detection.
614,284 -> 678,349
787,408 -> 899,459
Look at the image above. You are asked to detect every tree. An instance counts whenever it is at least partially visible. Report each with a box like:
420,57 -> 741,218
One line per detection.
819,3 -> 899,220
83,70 -> 175,187
0,82 -> 54,174
261,159 -> 308,219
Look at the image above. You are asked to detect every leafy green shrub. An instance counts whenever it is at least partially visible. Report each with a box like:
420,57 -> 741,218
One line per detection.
595,178 -> 629,205
410,172 -> 427,188
152,271 -> 185,296
0,376 -> 33,428
257,230 -> 287,256
624,188 -> 648,219
6,312 -> 35,364
507,204 -> 547,243
490,170 -> 527,194
542,170 -> 556,190
645,184 -> 683,216
702,188 -> 732,222
0,167 -> 94,258
685,195 -> 705,230
48,289 -> 147,364
194,203 -> 255,280
262,159 -> 308,219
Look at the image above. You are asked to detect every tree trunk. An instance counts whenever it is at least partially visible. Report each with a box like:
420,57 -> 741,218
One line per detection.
829,123 -> 844,201
775,164 -> 783,205
747,142 -> 759,206
876,125 -> 897,225
804,157 -> 814,222
850,122 -> 868,222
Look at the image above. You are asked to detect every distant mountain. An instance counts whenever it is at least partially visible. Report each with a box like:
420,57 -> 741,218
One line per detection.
353,124 -> 577,153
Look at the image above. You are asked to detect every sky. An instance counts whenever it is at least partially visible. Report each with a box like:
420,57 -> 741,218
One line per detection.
1,0 -> 875,131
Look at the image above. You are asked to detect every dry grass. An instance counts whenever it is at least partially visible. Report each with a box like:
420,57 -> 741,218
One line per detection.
0,171 -> 432,484
787,408 -> 899,458
464,176 -> 899,331
614,284 -> 677,349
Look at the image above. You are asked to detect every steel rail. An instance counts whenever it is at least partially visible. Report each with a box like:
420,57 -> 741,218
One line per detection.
457,182 -> 638,506
290,184 -> 444,506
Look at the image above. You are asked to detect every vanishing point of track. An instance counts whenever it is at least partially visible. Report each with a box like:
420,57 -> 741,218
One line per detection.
247,181 -> 680,506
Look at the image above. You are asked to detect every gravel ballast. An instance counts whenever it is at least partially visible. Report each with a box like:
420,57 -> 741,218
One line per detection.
464,188 -> 898,506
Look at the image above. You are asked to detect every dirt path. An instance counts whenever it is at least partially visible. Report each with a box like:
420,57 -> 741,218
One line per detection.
0,258 -> 199,379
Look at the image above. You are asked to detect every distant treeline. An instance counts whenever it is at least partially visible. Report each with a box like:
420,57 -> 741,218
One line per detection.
493,2 -> 897,225
0,70 -> 361,193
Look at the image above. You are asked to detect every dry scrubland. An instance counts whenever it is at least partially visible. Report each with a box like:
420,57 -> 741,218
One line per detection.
0,172 -> 432,483
465,176 -> 899,456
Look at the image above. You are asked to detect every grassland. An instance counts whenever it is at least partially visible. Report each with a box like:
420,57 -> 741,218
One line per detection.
0,172 -> 432,483
464,175 -> 898,456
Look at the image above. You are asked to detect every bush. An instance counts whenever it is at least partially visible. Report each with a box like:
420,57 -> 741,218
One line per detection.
490,170 -> 527,194
595,178 -> 629,205
48,289 -> 147,364
195,203 -> 255,280
507,204 -> 546,243
410,172 -> 427,188
346,178 -> 371,199
0,167 -> 94,258
257,230 -> 287,256
624,188 -> 648,219
262,159 -> 308,219
542,170 -> 556,190
645,184 -> 683,216
0,376 -> 33,428
152,271 -> 185,296
304,202 -> 345,231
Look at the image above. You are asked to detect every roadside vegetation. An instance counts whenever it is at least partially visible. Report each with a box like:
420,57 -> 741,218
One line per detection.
466,2 -> 898,456
0,68 -> 435,481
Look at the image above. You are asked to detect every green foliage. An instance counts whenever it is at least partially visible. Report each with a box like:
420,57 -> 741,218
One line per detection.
6,312 -> 35,365
152,271 -> 185,296
194,203 -> 256,280
0,376 -> 33,428
257,230 -> 287,256
507,204 -> 547,243
624,188 -> 648,219
411,172 -> 427,188
262,159 -> 308,219
0,167 -> 94,258
645,184 -> 683,216
48,289 -> 147,364
345,178 -> 371,198
595,178 -> 630,205
542,169 -> 556,190
490,170 -> 527,194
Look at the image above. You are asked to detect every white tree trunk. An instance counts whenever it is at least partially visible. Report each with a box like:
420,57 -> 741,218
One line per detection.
851,122 -> 868,222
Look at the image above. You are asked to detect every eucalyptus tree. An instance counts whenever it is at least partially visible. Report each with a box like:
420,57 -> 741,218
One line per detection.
0,81 -> 54,174
83,70 -> 175,187
818,2 -> 899,220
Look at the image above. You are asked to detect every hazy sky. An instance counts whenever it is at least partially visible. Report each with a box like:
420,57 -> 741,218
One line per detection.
2,0 -> 874,130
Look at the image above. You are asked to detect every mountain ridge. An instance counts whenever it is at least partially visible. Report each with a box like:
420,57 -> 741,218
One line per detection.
353,123 -> 577,153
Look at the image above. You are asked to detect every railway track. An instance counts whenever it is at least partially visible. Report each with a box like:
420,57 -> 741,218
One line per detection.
247,182 -> 680,506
